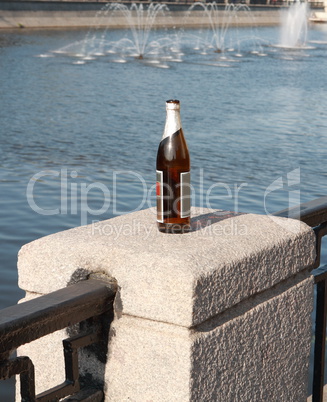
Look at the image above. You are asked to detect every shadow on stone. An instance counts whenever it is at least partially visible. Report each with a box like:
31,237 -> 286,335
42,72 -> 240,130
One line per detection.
190,210 -> 245,232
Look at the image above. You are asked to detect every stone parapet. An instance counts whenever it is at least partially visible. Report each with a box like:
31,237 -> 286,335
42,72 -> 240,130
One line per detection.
17,208 -> 316,400
18,208 -> 315,326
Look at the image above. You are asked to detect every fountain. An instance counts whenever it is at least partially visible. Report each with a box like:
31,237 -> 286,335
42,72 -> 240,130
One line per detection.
181,2 -> 264,58
52,3 -> 180,66
45,1 -> 323,67
185,2 -> 241,54
279,2 -> 309,48
49,2 -> 269,67
105,3 -> 176,61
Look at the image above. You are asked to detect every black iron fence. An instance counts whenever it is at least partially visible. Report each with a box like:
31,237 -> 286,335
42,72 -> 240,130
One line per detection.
0,276 -> 116,401
1,198 -> 327,401
274,196 -> 327,402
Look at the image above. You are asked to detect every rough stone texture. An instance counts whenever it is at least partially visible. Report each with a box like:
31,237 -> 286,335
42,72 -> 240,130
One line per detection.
17,276 -> 314,401
18,208 -> 315,327
16,208 -> 315,401
190,275 -> 313,402
105,315 -> 191,401
105,275 -> 313,401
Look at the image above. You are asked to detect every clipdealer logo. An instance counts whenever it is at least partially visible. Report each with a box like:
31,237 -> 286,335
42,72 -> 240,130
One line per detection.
26,168 -> 249,226
26,167 -> 302,232
26,169 -> 149,226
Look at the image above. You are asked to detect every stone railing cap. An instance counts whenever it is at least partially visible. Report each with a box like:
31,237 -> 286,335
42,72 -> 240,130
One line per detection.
18,207 -> 316,327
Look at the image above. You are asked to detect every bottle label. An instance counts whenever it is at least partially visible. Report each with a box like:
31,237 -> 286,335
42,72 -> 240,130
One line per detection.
156,170 -> 191,222
156,170 -> 164,223
180,171 -> 191,218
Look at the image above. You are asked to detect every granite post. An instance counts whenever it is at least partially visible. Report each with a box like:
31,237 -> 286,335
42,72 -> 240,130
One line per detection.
17,207 -> 316,401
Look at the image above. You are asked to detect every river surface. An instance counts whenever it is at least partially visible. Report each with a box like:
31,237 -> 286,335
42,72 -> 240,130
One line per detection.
1,21 -> 327,398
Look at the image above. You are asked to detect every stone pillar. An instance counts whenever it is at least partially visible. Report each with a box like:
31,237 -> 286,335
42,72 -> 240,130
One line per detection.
17,208 -> 316,401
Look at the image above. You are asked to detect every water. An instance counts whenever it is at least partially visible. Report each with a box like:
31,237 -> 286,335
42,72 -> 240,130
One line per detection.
1,21 -> 327,399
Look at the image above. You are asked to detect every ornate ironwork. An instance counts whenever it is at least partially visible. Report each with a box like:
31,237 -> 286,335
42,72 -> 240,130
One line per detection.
0,277 -> 116,401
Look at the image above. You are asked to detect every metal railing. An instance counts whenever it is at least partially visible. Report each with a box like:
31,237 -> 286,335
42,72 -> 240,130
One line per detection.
274,196 -> 327,402
0,276 -> 116,401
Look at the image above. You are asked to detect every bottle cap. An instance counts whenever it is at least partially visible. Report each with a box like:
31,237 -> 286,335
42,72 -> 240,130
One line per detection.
166,99 -> 180,110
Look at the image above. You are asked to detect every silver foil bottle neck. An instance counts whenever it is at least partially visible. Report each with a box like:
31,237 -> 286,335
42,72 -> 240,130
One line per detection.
162,100 -> 182,140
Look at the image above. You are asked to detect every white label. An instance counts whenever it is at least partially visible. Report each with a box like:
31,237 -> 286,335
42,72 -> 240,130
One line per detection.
156,170 -> 164,223
180,171 -> 191,218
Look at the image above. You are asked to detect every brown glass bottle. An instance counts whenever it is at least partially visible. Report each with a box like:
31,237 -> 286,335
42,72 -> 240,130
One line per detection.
156,100 -> 191,234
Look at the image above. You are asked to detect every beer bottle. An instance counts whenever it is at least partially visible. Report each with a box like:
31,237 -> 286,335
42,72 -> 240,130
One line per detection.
156,100 -> 191,234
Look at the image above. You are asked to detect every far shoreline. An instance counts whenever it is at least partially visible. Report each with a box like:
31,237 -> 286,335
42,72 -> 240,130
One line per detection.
0,1 -> 319,30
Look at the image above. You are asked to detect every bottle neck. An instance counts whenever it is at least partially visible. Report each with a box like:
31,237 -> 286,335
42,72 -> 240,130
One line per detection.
162,109 -> 182,141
